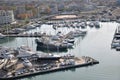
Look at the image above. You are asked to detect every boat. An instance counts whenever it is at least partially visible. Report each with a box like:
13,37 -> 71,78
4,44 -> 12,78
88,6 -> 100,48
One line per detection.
80,22 -> 87,29
61,41 -> 73,48
111,26 -> 120,50
35,36 -> 73,51
88,21 -> 100,28
5,28 -> 25,34
116,47 -> 120,51
88,22 -> 94,28
111,42 -> 120,48
68,30 -> 87,37
36,41 -> 68,51
0,33 -> 6,39
24,25 -> 36,31
116,19 -> 120,23
100,18 -> 110,22
112,38 -> 120,43
64,38 -> 75,44
36,46 -> 68,52
15,45 -> 62,60
33,53 -> 61,60
0,46 -> 14,59
94,21 -> 100,28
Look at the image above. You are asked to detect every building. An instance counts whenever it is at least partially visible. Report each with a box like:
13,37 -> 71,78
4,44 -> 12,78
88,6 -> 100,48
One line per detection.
49,4 -> 58,14
16,6 -> 26,14
0,10 -> 15,25
15,5 -> 35,19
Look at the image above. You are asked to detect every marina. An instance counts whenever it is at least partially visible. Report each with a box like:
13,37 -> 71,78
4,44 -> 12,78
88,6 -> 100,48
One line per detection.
0,19 -> 99,80
1,0 -> 120,79
0,21 -> 120,80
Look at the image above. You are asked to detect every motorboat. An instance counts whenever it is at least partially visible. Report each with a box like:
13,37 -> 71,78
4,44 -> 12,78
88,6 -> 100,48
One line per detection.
88,22 -> 94,27
0,33 -> 6,39
94,21 -> 100,28
33,53 -> 61,60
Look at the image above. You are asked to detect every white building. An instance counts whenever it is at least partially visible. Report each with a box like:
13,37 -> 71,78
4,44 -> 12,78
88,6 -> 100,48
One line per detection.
0,10 -> 15,25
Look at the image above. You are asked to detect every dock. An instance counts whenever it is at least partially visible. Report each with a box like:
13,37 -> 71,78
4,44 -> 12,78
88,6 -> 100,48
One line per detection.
0,55 -> 99,80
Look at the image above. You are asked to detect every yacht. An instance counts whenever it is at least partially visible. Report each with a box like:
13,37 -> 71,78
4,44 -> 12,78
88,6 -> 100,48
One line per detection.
0,33 -> 6,39
33,53 -> 61,60
94,21 -> 100,28
88,22 -> 94,27
35,38 -> 68,51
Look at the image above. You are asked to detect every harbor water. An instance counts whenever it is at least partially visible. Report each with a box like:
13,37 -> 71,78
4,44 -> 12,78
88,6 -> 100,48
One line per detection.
0,22 -> 120,80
